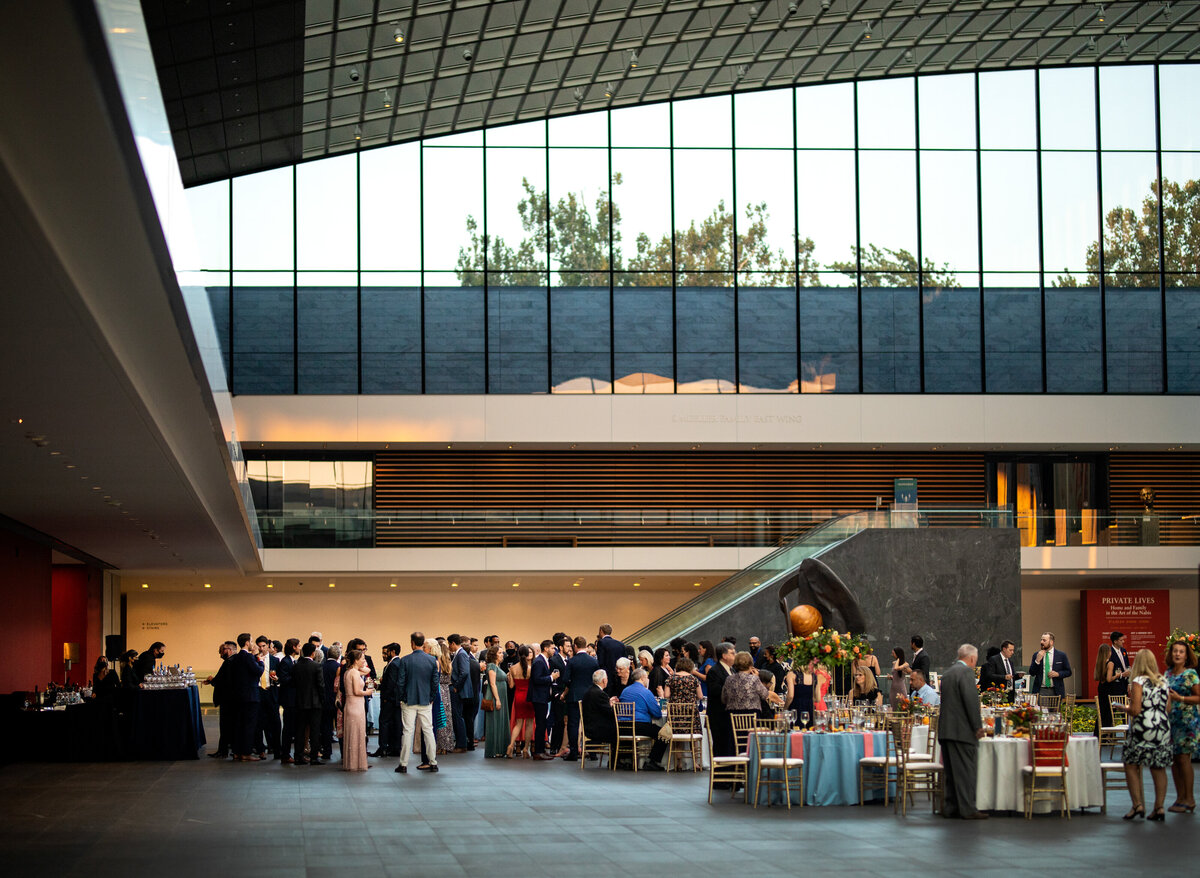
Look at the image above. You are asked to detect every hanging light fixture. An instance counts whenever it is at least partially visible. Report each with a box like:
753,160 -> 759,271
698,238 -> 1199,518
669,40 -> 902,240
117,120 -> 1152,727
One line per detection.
1096,4 -> 1105,22
863,21 -> 874,40
605,82 -> 614,98
381,88 -> 392,108
354,124 -> 362,140
629,50 -> 638,68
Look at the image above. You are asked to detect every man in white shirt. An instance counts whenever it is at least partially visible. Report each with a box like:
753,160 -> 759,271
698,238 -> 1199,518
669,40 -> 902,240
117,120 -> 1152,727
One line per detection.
910,669 -> 941,707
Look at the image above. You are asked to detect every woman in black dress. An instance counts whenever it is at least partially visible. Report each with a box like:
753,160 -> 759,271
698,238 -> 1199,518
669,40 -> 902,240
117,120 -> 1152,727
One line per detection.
785,659 -> 818,728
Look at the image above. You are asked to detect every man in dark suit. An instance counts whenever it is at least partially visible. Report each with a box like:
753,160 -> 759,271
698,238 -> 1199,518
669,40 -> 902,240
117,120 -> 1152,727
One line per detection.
564,635 -> 599,760
1028,631 -> 1072,697
910,635 -> 931,681
319,644 -> 341,759
277,638 -> 299,763
228,632 -> 265,762
1108,631 -> 1131,697
373,642 -> 402,757
580,669 -> 617,761
293,642 -> 325,764
706,642 -> 736,758
979,640 -> 1017,703
447,633 -> 477,753
395,632 -> 440,774
595,624 -> 626,696
548,632 -> 569,755
205,640 -> 236,758
529,639 -> 558,759
938,643 -> 988,819
254,635 -> 281,758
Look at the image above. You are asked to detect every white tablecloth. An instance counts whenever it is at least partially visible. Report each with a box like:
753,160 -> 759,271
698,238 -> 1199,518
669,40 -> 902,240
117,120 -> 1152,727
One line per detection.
976,734 -> 1102,812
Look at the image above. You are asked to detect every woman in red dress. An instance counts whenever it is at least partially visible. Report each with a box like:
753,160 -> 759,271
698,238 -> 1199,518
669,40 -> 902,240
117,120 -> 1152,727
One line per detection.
506,645 -> 535,758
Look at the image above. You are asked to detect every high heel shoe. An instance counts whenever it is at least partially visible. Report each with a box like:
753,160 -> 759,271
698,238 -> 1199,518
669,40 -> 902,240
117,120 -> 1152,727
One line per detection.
1123,805 -> 1145,820
1167,802 -> 1196,813
1147,808 -> 1166,821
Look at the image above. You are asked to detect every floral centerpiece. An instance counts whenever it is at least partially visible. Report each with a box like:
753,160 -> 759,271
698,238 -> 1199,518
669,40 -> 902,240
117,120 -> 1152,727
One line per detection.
894,691 -> 928,715
1161,628 -> 1200,660
1007,701 -> 1041,735
981,684 -> 1008,707
775,628 -> 873,670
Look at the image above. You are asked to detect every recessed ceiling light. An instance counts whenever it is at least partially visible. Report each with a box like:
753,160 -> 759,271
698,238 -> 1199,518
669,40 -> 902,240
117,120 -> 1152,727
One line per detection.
204,583 -> 211,589
141,583 -> 148,589
329,582 -> 336,588
451,582 -> 459,588
633,582 -> 641,588
266,583 -> 274,588
693,582 -> 701,587
512,582 -> 520,588
572,581 -> 580,588
390,582 -> 397,588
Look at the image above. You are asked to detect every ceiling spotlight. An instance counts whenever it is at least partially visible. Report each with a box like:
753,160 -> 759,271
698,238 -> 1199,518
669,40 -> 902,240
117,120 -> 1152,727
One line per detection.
204,583 -> 211,589
349,66 -> 360,82
393,25 -> 404,44
748,6 -> 759,20
381,88 -> 392,108
789,2 -> 799,14
821,0 -> 831,9
1120,35 -> 1128,51
451,582 -> 459,588
633,582 -> 641,588
512,582 -> 520,588
141,583 -> 148,589
904,48 -> 914,63
328,582 -> 336,588
629,50 -> 638,68
573,86 -> 583,101
605,82 -> 614,98
1087,36 -> 1097,52
462,47 -> 473,61
354,124 -> 362,140
1096,4 -> 1105,22
864,21 -> 873,40
390,582 -> 397,588
266,583 -> 273,588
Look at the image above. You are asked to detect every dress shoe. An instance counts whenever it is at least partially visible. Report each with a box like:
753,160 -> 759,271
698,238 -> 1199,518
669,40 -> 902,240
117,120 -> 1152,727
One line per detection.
562,755 -> 579,762
962,812 -> 989,820
395,765 -> 407,774
451,748 -> 467,754
208,751 -> 227,759
370,749 -> 386,757
428,764 -> 439,772
309,758 -> 325,765
294,759 -> 308,765
280,756 -> 294,764
417,762 -> 434,771
643,761 -> 665,771
534,753 -> 557,760
1148,808 -> 1166,821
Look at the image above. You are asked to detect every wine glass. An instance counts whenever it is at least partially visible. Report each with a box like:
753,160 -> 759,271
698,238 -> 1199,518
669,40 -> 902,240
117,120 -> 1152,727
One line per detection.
800,711 -> 810,730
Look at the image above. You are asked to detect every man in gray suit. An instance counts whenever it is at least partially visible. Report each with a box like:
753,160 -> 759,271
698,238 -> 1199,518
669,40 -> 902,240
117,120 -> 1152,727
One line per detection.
937,643 -> 988,819
395,631 -> 440,775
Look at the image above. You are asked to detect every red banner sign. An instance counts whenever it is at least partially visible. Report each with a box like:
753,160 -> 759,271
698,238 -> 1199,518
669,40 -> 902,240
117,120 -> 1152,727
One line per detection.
1079,589 -> 1171,698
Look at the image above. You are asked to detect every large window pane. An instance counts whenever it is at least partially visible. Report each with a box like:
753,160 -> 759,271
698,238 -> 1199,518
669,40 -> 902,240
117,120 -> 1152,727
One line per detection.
918,74 -> 976,149
979,70 -> 1036,149
1160,65 -> 1200,151
798,150 -> 856,271
735,150 -> 796,279
1042,152 -> 1099,278
612,149 -> 671,270
923,278 -> 981,392
984,275 -> 1043,392
859,150 -> 917,263
861,286 -> 920,393
232,272 -> 293,393
735,89 -> 792,148
486,147 -> 548,284
297,273 -> 357,392
361,274 -> 421,393
1166,284 -> 1200,392
360,143 -> 420,270
981,152 -> 1040,271
233,167 -> 293,270
485,119 -> 545,148
297,154 -> 356,270
549,110 -> 609,147
549,148 -> 611,284
611,102 -> 669,148
858,78 -> 915,150
796,83 -> 854,149
800,277 -> 858,392
920,151 -> 979,272
422,146 -> 482,271
1101,152 -> 1160,276
1106,276 -> 1162,392
424,273 -> 484,393
185,181 -> 230,271
674,150 -> 733,281
614,273 -> 672,392
1099,66 -> 1156,151
1040,68 -> 1096,150
677,284 -> 734,393
674,95 -> 731,148
1045,287 -> 1102,392
739,274 -> 797,392
1160,152 -> 1200,275
488,282 -> 547,393
551,285 -> 611,393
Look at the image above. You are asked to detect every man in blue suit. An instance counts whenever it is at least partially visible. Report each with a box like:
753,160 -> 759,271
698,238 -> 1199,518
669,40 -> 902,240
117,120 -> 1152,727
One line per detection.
563,635 -> 599,761
395,632 -> 440,774
529,639 -> 559,759
228,632 -> 264,762
1027,631 -> 1072,697
595,624 -> 627,696
448,633 -> 477,753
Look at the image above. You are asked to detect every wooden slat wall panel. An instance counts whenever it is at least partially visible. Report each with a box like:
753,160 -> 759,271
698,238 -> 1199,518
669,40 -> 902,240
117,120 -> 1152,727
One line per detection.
1108,453 -> 1200,547
374,452 -> 987,509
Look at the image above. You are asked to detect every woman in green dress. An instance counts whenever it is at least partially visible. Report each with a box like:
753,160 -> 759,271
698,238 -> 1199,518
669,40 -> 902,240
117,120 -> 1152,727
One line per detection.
484,646 -> 511,758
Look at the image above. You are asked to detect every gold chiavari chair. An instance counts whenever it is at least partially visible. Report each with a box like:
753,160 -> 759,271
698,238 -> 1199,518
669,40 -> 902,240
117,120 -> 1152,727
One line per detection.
665,701 -> 703,772
1100,695 -> 1129,760
1023,720 -> 1071,819
612,701 -> 654,772
704,714 -> 749,804
578,701 -> 610,770
753,729 -> 804,809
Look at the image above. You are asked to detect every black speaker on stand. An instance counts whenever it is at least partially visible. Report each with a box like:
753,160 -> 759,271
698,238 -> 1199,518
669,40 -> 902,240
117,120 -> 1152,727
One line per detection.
105,634 -> 126,661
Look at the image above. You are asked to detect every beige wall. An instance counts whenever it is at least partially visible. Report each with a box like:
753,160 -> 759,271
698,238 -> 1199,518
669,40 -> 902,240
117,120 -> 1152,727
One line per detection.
1020,585 -> 1199,692
126,589 -> 691,703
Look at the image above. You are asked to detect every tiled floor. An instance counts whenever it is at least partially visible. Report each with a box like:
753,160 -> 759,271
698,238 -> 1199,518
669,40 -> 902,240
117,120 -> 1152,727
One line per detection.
0,717 -> 1195,877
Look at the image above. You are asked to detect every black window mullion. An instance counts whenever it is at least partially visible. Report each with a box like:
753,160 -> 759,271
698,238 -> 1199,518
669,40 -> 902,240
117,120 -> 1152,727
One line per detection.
1094,65 -> 1107,393
1035,68 -> 1047,393
913,78 -> 924,393
1154,64 -> 1168,393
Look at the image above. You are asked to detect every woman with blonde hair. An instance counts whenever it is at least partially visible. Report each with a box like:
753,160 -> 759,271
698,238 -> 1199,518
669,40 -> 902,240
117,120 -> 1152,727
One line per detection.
429,640 -> 455,754
1122,648 -> 1172,820
851,666 -> 883,707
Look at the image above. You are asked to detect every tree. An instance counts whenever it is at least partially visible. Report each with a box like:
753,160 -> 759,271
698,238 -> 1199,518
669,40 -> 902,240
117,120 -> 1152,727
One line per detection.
828,244 -> 961,288
1054,177 -> 1200,288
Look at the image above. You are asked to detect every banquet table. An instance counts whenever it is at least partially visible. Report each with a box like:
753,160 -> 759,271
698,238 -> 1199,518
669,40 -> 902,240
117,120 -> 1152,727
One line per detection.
128,686 -> 207,760
748,730 -> 891,806
976,734 -> 1102,813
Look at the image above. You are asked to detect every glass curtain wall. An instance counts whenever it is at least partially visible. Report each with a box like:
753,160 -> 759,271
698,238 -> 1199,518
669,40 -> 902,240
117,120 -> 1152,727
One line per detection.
189,63 -> 1200,396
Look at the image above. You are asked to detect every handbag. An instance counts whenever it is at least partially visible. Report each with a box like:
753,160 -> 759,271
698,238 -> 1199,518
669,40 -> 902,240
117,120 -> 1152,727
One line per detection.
482,697 -> 496,711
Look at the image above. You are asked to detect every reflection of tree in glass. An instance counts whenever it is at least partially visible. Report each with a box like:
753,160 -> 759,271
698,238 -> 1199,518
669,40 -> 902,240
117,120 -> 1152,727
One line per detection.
455,176 -> 817,286
1054,178 -> 1200,288
828,244 -> 959,288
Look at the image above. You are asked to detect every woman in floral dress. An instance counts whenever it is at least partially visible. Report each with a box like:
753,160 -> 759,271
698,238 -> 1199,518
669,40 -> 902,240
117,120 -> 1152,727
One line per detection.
1165,639 -> 1200,813
1122,649 -> 1173,820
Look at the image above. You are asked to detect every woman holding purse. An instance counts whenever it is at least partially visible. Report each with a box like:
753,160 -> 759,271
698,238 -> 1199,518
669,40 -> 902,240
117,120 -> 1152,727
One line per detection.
483,646 -> 511,758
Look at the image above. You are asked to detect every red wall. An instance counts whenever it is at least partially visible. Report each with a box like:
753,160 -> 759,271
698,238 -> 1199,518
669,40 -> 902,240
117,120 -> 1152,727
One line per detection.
52,565 -> 102,685
0,529 -> 52,691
